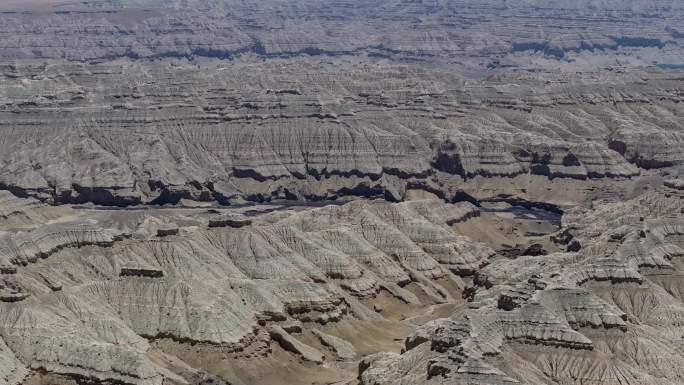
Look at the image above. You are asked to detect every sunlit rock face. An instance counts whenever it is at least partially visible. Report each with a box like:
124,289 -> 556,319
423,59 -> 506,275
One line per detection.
0,1 -> 683,205
0,193 -> 493,384
3,60 -> 684,206
361,183 -> 684,385
1,1 -> 684,385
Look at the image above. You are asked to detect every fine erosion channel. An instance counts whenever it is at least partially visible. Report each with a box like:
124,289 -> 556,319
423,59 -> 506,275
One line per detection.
0,1 -> 683,385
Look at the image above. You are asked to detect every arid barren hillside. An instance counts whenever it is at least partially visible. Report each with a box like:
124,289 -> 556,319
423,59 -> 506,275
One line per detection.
0,1 -> 683,385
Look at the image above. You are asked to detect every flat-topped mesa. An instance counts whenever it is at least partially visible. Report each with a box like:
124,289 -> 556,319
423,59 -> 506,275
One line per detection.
0,222 -> 124,268
282,296 -> 348,324
155,226 -> 179,237
119,265 -> 164,278
497,302 -> 595,350
0,289 -> 29,303
208,213 -> 253,228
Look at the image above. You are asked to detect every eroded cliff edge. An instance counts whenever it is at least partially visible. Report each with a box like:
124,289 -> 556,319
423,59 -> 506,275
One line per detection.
2,61 -> 683,207
1,1 -> 684,384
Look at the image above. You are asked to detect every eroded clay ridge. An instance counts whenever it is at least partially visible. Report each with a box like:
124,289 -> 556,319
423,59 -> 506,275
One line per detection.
0,0 -> 683,206
0,190 -> 492,385
1,1 -> 684,384
0,177 -> 683,384
360,181 -> 684,385
1,0 -> 683,71
1,60 -> 683,206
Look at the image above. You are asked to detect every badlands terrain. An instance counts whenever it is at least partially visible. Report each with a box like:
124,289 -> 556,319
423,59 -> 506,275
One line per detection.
0,0 -> 683,384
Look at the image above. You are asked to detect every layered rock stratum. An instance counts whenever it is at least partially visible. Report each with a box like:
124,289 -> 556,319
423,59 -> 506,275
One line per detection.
0,1 -> 684,385
0,1 -> 683,205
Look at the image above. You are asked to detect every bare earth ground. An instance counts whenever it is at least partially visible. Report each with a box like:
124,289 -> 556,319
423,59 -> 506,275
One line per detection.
1,1 -> 684,385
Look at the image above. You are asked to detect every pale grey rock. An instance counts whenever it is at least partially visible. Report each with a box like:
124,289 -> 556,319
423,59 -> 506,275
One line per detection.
0,60 -> 683,205
665,178 -> 684,190
361,185 -> 684,385
0,193 -> 493,384
0,2 -> 683,384
0,338 -> 25,385
311,329 -> 356,360
269,326 -> 324,363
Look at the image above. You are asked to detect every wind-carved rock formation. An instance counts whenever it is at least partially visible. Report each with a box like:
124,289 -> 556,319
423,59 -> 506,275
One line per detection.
0,1 -> 683,206
1,0 -> 684,69
360,183 -> 684,385
3,59 -> 684,205
0,1 -> 683,385
0,193 -> 494,384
